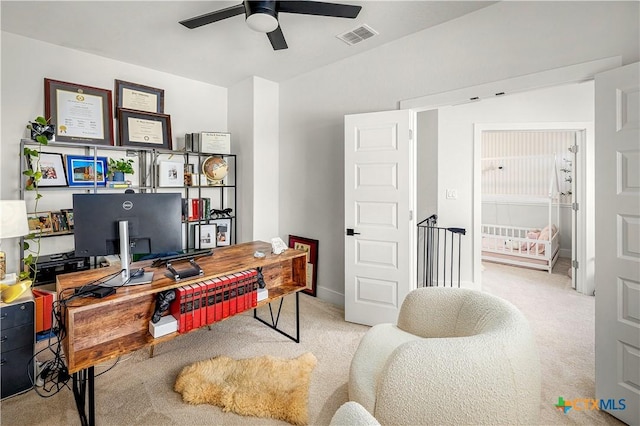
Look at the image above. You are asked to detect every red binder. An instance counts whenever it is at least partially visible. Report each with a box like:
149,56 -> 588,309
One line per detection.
32,289 -> 53,332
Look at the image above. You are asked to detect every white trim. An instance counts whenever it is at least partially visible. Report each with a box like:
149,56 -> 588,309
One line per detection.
401,56 -> 621,111
474,122 -> 594,295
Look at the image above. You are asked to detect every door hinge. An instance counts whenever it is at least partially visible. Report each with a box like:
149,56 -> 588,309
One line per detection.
572,202 -> 579,211
409,129 -> 413,140
409,210 -> 413,221
572,260 -> 579,269
569,145 -> 578,154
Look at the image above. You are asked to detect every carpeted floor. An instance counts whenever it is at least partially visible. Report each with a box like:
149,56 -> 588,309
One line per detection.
0,259 -> 627,425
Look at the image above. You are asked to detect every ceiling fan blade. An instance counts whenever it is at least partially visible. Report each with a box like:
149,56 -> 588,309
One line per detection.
278,1 -> 361,18
179,3 -> 245,29
267,26 -> 288,50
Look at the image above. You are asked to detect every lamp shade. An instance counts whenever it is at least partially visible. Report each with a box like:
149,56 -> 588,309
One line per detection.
0,200 -> 30,239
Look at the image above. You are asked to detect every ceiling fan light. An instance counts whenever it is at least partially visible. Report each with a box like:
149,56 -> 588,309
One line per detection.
246,13 -> 278,33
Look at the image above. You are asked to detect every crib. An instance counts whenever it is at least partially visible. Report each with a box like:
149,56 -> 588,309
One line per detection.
481,223 -> 559,273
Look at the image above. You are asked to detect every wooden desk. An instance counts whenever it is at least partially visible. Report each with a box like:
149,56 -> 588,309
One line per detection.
56,241 -> 307,426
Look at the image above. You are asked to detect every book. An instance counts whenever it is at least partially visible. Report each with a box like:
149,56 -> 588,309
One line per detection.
212,277 -> 223,322
220,274 -> 231,319
192,283 -> 201,329
184,285 -> 194,332
205,279 -> 216,325
170,286 -> 186,333
199,281 -> 207,328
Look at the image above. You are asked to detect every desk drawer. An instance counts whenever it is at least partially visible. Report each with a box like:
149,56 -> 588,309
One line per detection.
0,302 -> 34,330
1,323 -> 34,352
0,346 -> 34,399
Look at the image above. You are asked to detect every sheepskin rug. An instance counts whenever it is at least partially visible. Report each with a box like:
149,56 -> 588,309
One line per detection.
174,352 -> 317,425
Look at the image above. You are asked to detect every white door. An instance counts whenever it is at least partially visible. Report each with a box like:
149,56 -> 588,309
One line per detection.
594,62 -> 639,426
344,110 -> 414,326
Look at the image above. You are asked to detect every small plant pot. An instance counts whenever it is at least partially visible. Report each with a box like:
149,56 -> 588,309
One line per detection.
111,171 -> 125,181
30,123 -> 55,141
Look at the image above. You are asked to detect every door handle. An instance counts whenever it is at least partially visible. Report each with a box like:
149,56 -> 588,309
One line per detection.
346,228 -> 361,236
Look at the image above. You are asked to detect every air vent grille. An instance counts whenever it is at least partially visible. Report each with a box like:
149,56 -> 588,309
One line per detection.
337,24 -> 378,46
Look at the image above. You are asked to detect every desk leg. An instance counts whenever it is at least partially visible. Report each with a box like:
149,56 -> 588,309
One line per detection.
72,366 -> 95,426
253,292 -> 300,343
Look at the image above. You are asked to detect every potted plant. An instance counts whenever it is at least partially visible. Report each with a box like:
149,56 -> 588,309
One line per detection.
107,158 -> 135,181
21,116 -> 54,282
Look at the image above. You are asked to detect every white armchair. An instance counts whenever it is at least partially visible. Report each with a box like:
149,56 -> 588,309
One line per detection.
348,287 -> 541,425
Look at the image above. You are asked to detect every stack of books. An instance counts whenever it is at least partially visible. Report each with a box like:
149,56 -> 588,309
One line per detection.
169,269 -> 259,333
107,181 -> 132,188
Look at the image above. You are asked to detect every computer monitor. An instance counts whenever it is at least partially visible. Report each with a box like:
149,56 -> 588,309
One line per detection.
73,192 -> 183,286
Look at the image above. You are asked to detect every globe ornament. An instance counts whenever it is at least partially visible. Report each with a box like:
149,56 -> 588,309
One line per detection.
202,156 -> 228,185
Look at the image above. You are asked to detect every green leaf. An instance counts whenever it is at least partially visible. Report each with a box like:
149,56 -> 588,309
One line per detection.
24,147 -> 38,156
35,193 -> 43,200
23,170 -> 35,177
35,135 -> 49,145
23,241 -> 30,250
35,116 -> 47,125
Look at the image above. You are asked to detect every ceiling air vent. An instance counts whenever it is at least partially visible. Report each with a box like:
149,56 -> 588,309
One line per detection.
337,24 -> 378,46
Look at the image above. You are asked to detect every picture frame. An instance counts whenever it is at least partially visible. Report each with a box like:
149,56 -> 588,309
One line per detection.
190,223 -> 217,249
210,218 -> 231,246
65,155 -> 107,187
27,211 -> 53,235
114,79 -> 164,115
50,211 -> 71,234
61,209 -> 74,230
29,152 -> 68,187
117,108 -> 172,149
288,235 -> 319,296
158,161 -> 184,187
44,78 -> 114,146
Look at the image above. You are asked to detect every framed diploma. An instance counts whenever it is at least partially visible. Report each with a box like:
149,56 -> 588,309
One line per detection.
117,108 -> 172,149
114,80 -> 164,114
44,78 -> 114,146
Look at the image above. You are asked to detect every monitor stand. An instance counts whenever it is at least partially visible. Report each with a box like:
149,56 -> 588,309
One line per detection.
102,220 -> 154,287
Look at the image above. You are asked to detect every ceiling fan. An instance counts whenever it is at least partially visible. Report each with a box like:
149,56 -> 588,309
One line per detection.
179,1 -> 362,51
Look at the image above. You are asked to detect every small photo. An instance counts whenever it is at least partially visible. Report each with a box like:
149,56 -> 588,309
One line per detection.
159,161 -> 184,187
28,152 -> 68,187
27,211 -> 53,234
210,218 -> 231,246
50,211 -> 70,233
62,209 -> 74,230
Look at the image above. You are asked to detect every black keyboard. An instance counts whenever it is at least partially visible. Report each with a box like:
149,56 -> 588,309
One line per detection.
150,249 -> 213,268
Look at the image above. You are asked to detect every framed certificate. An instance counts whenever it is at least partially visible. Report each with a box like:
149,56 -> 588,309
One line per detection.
117,108 -> 172,149
114,80 -> 164,114
44,78 -> 114,146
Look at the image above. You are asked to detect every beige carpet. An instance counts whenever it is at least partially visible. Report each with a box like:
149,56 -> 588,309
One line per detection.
482,258 -> 624,426
0,260 -> 627,425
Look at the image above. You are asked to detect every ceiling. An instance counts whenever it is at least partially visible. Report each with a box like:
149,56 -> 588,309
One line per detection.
1,1 -> 495,88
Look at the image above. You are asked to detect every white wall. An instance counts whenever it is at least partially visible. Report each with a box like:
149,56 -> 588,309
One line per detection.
1,32 -> 228,274
279,1 -> 639,306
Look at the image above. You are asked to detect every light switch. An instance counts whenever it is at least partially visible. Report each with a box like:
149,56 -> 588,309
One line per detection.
446,189 -> 458,200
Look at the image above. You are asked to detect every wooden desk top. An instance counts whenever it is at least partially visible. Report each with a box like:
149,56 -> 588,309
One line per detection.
56,241 -> 307,372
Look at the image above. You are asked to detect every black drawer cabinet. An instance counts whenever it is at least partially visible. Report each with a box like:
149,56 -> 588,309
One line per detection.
0,293 -> 34,399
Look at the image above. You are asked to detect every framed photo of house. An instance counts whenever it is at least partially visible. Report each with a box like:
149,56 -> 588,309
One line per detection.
65,155 -> 107,187
44,78 -> 114,146
158,161 -> 184,187
27,211 -> 53,235
117,108 -> 172,149
288,235 -> 318,296
114,79 -> 164,114
29,152 -> 67,187
210,218 -> 231,246
190,223 -> 217,249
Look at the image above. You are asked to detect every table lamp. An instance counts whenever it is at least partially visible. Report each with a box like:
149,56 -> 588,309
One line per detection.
0,200 -> 30,280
